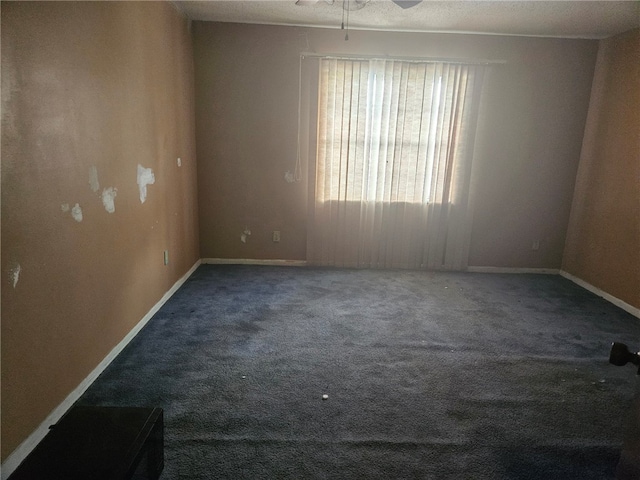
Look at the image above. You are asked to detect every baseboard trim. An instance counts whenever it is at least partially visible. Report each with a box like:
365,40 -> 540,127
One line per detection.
0,259 -> 202,480
466,266 -> 560,275
201,258 -> 308,267
559,270 -> 640,319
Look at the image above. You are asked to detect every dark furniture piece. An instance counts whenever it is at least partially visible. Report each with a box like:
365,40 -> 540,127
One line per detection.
9,406 -> 163,480
610,343 -> 640,480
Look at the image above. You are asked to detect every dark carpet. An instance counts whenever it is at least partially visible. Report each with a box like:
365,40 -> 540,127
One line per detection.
78,265 -> 640,479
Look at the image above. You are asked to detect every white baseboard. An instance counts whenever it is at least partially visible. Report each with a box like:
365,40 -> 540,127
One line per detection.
560,270 -> 640,319
0,259 -> 202,480
466,266 -> 560,275
201,258 -> 307,267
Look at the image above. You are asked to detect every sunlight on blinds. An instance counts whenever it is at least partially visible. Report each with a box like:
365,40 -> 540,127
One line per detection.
311,57 -> 486,270
317,59 -> 465,205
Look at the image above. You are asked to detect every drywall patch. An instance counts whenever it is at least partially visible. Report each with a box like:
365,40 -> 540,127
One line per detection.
137,164 -> 155,203
62,203 -> 83,221
71,203 -> 83,222
285,171 -> 295,183
240,228 -> 252,243
101,187 -> 117,213
9,263 -> 21,288
89,166 -> 100,193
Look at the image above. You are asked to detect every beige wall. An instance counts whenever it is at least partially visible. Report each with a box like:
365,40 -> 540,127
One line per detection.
563,29 -> 640,310
194,23 -> 307,260
194,23 -> 597,267
1,1 -> 199,461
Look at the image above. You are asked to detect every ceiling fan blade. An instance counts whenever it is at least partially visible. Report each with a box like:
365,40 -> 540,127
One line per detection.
391,0 -> 422,8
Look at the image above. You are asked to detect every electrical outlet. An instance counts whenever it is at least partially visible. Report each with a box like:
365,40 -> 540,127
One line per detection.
272,231 -> 281,243
164,250 -> 169,265
532,240 -> 540,251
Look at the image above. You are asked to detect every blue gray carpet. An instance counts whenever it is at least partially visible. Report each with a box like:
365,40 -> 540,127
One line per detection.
79,265 -> 640,479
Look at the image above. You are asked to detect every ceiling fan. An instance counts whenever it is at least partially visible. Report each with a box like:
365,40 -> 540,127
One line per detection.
295,0 -> 422,40
296,0 -> 422,10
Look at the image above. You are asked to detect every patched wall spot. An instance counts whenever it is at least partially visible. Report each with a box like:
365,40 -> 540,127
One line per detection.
9,263 -> 21,288
89,166 -> 100,193
71,203 -> 83,222
137,164 -> 155,204
101,187 -> 117,213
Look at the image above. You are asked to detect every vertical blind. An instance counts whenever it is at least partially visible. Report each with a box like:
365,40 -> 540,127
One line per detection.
308,58 -> 486,270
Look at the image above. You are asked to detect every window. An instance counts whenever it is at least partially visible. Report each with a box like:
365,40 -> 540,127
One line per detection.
317,59 -> 472,205
310,57 -> 485,269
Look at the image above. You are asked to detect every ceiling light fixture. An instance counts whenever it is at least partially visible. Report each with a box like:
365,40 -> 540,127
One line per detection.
296,0 -> 423,41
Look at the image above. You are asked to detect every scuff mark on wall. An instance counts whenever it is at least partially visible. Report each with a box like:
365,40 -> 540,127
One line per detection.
61,203 -> 70,212
284,171 -> 295,183
240,227 -> 251,243
137,164 -> 155,203
71,203 -> 83,222
89,166 -> 100,193
9,263 -> 21,288
177,157 -> 182,167
101,187 -> 117,213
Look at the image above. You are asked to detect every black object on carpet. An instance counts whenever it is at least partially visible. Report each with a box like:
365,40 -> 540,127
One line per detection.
79,265 -> 640,479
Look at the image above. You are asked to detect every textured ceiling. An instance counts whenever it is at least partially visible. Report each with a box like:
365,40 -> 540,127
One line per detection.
175,0 -> 640,38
